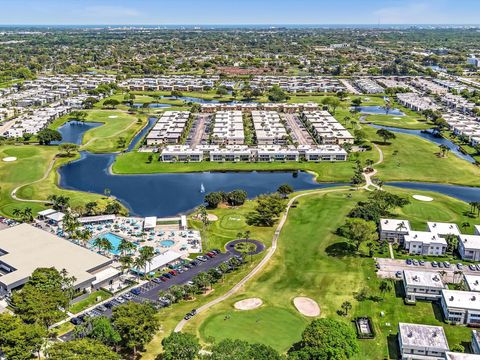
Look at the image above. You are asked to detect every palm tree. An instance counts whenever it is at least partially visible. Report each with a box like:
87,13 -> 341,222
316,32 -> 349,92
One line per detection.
102,238 -> 114,254
396,222 -> 408,232
119,255 -> 134,274
439,144 -> 450,158
92,237 -> 105,253
341,301 -> 352,316
133,256 -> 146,282
379,280 -> 392,297
461,222 -> 470,232
118,238 -> 136,256
139,246 -> 155,275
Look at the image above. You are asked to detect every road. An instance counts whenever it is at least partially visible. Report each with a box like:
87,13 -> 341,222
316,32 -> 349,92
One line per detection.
189,114 -> 209,147
283,113 -> 315,145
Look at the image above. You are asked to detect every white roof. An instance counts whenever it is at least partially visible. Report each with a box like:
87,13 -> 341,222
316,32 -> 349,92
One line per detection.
144,217 -> 157,229
464,274 -> 480,292
145,250 -> 182,272
38,208 -> 57,217
0,224 -> 111,289
77,215 -> 116,224
46,211 -> 65,222
442,289 -> 480,311
474,225 -> 480,235
403,270 -> 445,289
445,352 -> 480,360
459,234 -> 480,251
405,231 -> 447,246
398,322 -> 449,351
427,222 -> 461,236
91,266 -> 120,286
379,219 -> 411,233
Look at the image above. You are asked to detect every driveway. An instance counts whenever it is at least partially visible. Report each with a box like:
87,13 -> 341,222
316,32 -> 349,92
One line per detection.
376,257 -> 474,283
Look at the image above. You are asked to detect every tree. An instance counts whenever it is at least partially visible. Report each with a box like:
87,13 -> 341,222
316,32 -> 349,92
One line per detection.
171,90 -> 184,99
277,183 -> 294,198
249,193 -> 286,226
342,218 -> 378,252
288,318 -> 359,360
341,301 -> 352,316
111,302 -> 159,356
47,339 -> 120,360
103,99 -> 120,109
47,194 -> 70,211
0,313 -> 46,360
204,191 -> 223,208
37,128 -> 62,145
248,343 -> 283,360
439,144 -> 450,157
268,85 -> 288,102
117,136 -> 127,149
192,271 -> 211,292
12,207 -> 33,222
139,246 -> 155,274
161,332 -> 200,360
445,233 -> 459,254
351,97 -> 362,107
105,201 -> 122,214
376,128 -> 396,144
11,268 -> 75,327
118,238 -> 136,256
74,316 -> 121,347
69,110 -> 88,123
85,201 -> 98,215
59,142 -> 79,156
226,189 -> 247,206
379,280 -> 392,298
119,255 -> 134,274
197,205 -> 210,249
209,339 -> 252,360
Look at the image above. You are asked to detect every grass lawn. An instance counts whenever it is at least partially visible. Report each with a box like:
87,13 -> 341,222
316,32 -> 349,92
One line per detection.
69,290 -> 112,314
181,188 -> 473,358
80,110 -> 147,153
364,113 -> 432,130
365,126 -> 480,187
0,145 -> 120,218
111,152 -> 375,183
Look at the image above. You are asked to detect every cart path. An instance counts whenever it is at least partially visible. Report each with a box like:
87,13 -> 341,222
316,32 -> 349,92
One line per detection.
174,186 -> 349,332
10,158 -> 57,203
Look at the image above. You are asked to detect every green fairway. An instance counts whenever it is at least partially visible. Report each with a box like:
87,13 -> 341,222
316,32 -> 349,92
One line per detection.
80,110 -> 147,153
184,188 -> 473,357
366,126 -> 480,186
199,307 -> 307,352
0,145 -> 119,218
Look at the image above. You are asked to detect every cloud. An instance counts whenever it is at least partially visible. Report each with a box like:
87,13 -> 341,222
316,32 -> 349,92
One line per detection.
84,5 -> 142,19
373,1 -> 448,24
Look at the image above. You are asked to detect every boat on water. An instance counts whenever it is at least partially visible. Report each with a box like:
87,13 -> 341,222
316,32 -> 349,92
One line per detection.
200,183 -> 205,193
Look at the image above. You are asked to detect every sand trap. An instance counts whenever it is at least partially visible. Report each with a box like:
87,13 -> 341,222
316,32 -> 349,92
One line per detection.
293,297 -> 320,317
108,115 -> 118,118
207,214 -> 218,221
413,194 -> 434,202
393,117 -> 401,120
2,157 -> 17,162
234,298 -> 263,310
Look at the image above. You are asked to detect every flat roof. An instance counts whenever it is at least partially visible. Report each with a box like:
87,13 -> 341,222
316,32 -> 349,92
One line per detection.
464,274 -> 480,292
405,231 -> 447,246
379,219 -> 412,233
398,323 -> 449,350
144,250 -> 182,272
78,214 -> 116,224
445,352 -> 480,360
459,234 -> 480,251
0,224 -> 111,289
38,208 -> 57,217
427,222 -> 461,236
403,270 -> 445,289
144,217 -> 157,229
442,289 -> 480,311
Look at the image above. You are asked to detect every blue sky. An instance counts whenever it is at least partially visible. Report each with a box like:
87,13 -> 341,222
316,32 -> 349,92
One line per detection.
0,0 -> 478,25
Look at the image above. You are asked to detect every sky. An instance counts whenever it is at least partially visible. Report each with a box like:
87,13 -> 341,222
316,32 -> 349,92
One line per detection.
0,0 -> 479,25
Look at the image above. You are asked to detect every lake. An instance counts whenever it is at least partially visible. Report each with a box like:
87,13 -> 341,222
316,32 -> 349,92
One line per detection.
369,124 -> 477,164
53,121 -> 102,145
354,106 -> 405,116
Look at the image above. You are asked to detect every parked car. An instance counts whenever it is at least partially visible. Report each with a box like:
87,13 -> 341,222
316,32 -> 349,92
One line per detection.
130,288 -> 141,296
438,262 -> 444,268
406,259 -> 412,265
184,314 -> 192,320
444,262 -> 451,268
395,271 -> 402,278
419,260 -> 425,266
116,296 -> 126,303
469,264 -> 477,271
412,259 -> 419,266
160,276 -> 167,282
152,278 -> 162,284
457,263 -> 464,270
475,264 -> 480,271
70,317 -> 82,325
104,302 -> 114,309
96,304 -> 107,312
431,261 -> 438,267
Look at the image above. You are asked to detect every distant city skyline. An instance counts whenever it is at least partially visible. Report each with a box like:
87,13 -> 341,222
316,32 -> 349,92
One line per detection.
0,0 -> 479,26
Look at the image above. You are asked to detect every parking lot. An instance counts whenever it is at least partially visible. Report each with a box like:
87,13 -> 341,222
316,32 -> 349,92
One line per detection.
376,257 -> 480,283
186,114 -> 210,146
282,113 -> 316,145
59,250 -> 235,341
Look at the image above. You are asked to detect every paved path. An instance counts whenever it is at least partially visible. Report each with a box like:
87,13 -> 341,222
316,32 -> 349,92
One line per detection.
174,186 -> 348,332
11,158 -> 57,203
283,113 -> 315,145
362,143 -> 383,191
190,114 -> 209,147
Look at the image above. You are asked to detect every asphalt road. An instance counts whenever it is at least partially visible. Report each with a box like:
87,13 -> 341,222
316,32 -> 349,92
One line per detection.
283,113 -> 315,145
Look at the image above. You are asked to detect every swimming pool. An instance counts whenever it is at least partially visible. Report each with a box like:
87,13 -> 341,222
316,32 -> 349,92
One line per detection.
160,240 -> 175,247
90,232 -> 135,255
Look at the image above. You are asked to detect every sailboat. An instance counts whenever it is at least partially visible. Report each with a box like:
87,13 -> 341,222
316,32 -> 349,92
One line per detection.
200,183 -> 205,193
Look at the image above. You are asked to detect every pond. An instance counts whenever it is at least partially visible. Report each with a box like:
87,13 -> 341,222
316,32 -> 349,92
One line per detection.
133,103 -> 172,109
58,152 -> 337,217
53,121 -> 102,145
388,182 -> 480,203
353,106 -> 405,116
369,124 -> 477,164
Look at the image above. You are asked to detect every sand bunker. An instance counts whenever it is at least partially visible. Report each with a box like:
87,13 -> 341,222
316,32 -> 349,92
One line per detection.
413,194 -> 433,202
2,157 -> 17,162
293,297 -> 320,317
234,298 -> 263,310
207,214 -> 218,221
393,117 -> 401,120
108,115 -> 118,118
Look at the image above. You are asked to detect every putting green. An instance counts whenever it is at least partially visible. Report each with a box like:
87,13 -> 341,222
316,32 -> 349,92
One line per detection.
199,306 -> 307,352
220,214 -> 247,230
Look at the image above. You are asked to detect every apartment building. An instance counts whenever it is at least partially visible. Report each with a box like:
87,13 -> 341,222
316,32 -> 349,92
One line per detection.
402,270 -> 446,304
441,289 -> 480,325
212,111 -> 245,145
251,111 -> 288,145
146,111 -> 190,146
398,323 -> 449,360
